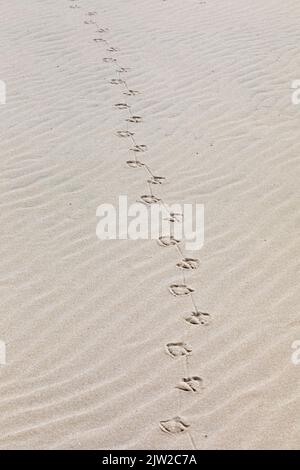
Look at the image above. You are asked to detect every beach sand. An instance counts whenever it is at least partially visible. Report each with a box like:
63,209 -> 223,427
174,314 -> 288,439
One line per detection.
0,0 -> 299,449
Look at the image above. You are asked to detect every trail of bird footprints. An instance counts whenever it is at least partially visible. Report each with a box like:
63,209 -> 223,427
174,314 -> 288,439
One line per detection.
69,2 -> 211,448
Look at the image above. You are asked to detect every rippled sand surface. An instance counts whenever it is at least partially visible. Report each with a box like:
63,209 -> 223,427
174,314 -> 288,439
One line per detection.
0,0 -> 299,449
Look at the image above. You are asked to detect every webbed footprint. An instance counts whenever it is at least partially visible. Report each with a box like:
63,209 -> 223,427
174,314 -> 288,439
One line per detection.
185,311 -> 210,326
117,130 -> 134,138
131,144 -> 147,153
157,236 -> 180,247
103,57 -> 116,63
140,195 -> 160,205
169,284 -> 194,296
123,89 -> 140,96
176,376 -> 203,393
117,67 -> 130,73
126,116 -> 142,123
110,79 -> 124,85
165,212 -> 183,223
114,103 -> 130,110
176,258 -> 199,270
165,342 -> 192,358
159,416 -> 190,434
126,160 -> 144,168
148,176 -> 165,185
96,27 -> 109,33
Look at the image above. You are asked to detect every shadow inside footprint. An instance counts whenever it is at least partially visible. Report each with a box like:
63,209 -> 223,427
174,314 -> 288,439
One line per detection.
176,376 -> 203,393
103,57 -> 117,63
157,235 -> 180,247
176,258 -> 199,270
115,103 -> 130,110
169,284 -> 194,296
140,195 -> 161,205
117,67 -> 130,73
131,144 -> 147,153
96,27 -> 109,33
123,89 -> 140,96
148,176 -> 165,185
165,342 -> 192,358
117,130 -> 134,138
110,79 -> 124,85
126,160 -> 144,168
185,311 -> 210,326
159,416 -> 190,434
126,116 -> 142,123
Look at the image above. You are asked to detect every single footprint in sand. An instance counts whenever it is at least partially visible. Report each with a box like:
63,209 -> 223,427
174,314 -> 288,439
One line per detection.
157,235 -> 180,247
117,130 -> 134,138
114,103 -> 130,110
148,176 -> 166,185
130,144 -> 147,153
176,376 -> 203,393
169,212 -> 183,222
107,47 -> 118,52
123,89 -> 140,96
93,38 -> 107,43
165,212 -> 183,223
110,78 -> 124,85
159,416 -> 190,434
185,311 -> 210,326
96,27 -> 109,33
176,258 -> 199,270
140,195 -> 161,205
103,57 -> 117,63
165,342 -> 192,358
117,67 -> 130,73
169,284 -> 194,296
126,116 -> 142,123
126,160 -> 144,168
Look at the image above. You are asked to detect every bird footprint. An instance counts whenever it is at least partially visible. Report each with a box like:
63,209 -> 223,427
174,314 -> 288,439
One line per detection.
140,195 -> 160,205
176,258 -> 199,270
159,416 -> 190,434
148,176 -> 166,185
185,311 -> 210,326
126,160 -> 144,168
123,89 -> 140,96
176,376 -> 203,393
110,79 -> 124,85
131,144 -> 147,153
169,284 -> 194,296
165,342 -> 192,358
117,130 -> 134,138
103,57 -> 116,63
115,103 -> 130,110
157,236 -> 180,247
96,27 -> 109,33
166,212 -> 183,223
126,115 -> 142,123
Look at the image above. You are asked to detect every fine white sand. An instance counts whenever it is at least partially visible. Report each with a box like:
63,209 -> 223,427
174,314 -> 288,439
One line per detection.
0,0 -> 299,450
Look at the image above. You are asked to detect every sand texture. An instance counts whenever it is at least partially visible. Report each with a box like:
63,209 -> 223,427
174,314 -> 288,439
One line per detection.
0,0 -> 299,450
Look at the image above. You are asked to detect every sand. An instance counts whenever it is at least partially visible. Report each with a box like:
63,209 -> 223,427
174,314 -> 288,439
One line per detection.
0,0 -> 299,450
